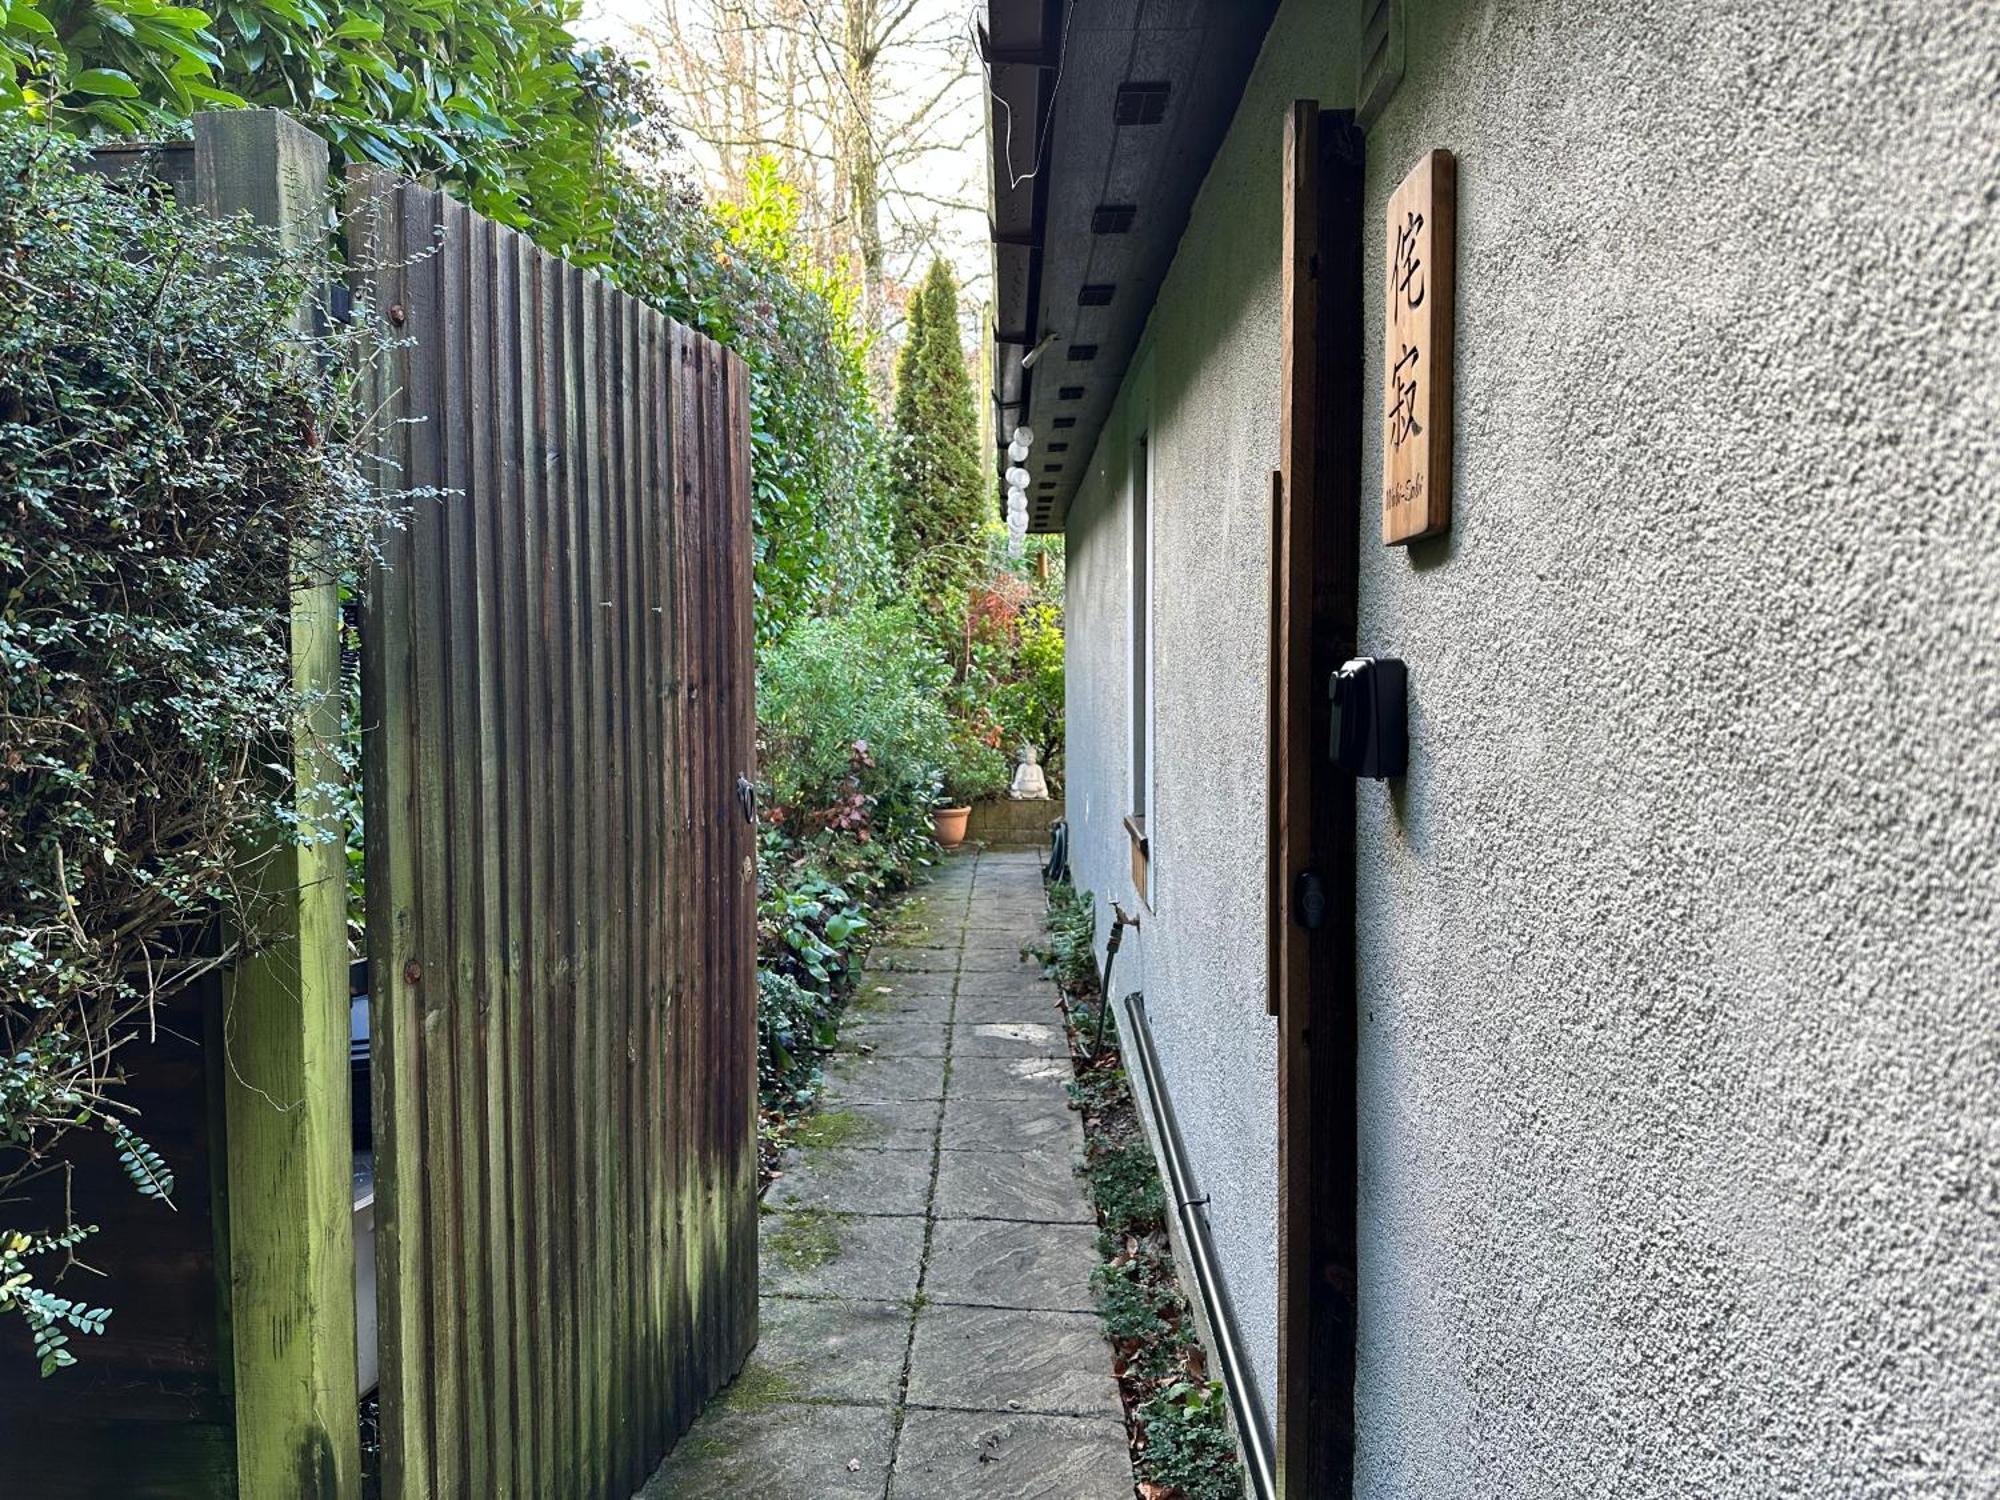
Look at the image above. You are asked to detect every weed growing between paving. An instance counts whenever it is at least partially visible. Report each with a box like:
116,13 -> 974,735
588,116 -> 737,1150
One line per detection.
1036,884 -> 1245,1500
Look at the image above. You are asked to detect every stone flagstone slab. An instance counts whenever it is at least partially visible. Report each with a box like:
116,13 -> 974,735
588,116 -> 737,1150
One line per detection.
849,981 -> 957,1021
953,986 -> 1064,1025
807,1097 -> 941,1151
925,1218 -> 1101,1312
640,1399 -> 896,1499
953,970 -> 1055,996
825,1050 -> 947,1101
906,1305 -> 1122,1417
953,1020 -> 1070,1059
889,1410 -> 1134,1500
746,1295 -> 912,1407
760,1209 -> 926,1301
836,1020 -> 950,1057
865,945 -> 961,972
959,949 -> 1044,976
947,1055 -> 1074,1102
934,1147 -> 1091,1224
940,1093 -> 1086,1156
765,1146 -> 934,1216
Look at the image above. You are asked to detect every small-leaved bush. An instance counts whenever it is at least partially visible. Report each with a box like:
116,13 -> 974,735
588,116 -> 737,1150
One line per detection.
995,600 -> 1065,764
757,602 -> 953,849
929,545 -> 1066,791
0,121 -> 395,1372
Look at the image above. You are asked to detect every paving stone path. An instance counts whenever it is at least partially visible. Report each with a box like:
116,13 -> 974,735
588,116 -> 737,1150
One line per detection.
641,848 -> 1135,1499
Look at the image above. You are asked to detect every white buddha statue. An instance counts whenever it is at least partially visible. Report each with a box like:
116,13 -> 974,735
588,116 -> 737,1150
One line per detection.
1009,742 -> 1050,801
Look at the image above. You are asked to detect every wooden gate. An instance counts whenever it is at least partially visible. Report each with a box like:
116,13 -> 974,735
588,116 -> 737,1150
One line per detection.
352,171 -> 759,1499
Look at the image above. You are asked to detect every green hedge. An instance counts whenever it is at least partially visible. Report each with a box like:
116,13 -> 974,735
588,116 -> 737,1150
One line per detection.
0,119 -> 394,1372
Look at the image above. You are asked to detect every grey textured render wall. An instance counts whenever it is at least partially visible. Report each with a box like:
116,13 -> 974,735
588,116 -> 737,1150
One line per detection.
1352,2 -> 2000,1495
1062,0 -> 2000,1489
1063,0 -> 1365,1436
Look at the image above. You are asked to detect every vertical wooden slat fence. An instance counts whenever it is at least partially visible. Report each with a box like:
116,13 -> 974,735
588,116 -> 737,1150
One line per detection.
352,169 -> 759,1500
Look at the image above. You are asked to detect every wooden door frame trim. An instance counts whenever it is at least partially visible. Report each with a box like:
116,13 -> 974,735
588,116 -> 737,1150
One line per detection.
1272,99 -> 1366,1500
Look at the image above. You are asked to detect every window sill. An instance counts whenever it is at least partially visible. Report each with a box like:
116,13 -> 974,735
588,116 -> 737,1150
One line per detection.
1124,813 -> 1151,909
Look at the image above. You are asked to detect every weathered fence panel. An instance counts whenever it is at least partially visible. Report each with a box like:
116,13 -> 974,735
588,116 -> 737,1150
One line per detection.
351,170 -> 758,1500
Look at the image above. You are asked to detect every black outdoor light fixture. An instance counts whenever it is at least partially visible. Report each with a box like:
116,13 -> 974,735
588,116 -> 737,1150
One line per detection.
1329,657 -> 1407,779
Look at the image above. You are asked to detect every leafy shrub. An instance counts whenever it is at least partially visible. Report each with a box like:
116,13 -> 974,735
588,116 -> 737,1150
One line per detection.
758,602 -> 953,850
761,873 -> 868,991
940,731 -> 1010,807
1040,881 -> 1098,993
757,969 -> 834,1111
753,833 -> 903,1129
3,0 -> 894,652
931,551 -> 1065,788
994,600 -> 1065,765
0,120 -> 393,1370
606,157 -> 894,646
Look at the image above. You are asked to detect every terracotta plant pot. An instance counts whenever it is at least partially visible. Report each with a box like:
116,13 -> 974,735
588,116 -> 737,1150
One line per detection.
932,805 -> 972,848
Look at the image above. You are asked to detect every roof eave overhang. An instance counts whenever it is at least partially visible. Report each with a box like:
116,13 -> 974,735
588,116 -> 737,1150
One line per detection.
985,0 -> 1280,533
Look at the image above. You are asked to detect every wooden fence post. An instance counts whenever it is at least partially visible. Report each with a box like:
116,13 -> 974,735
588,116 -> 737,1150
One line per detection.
196,110 -> 360,1500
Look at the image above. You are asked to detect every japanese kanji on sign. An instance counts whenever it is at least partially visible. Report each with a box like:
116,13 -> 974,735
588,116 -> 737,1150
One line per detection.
1383,148 -> 1456,545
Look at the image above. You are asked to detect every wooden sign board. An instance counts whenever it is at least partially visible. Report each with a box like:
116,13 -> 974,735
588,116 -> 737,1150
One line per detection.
1382,148 -> 1455,544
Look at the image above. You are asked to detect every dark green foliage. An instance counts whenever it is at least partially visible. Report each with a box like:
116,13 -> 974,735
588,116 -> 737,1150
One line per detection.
1065,1058 -> 1127,1118
753,828 -> 924,1144
890,258 -> 987,590
1,0 -> 641,256
1136,1378 -> 1244,1500
1039,880 -> 1098,992
4,0 -> 892,651
940,731 -> 1010,807
993,597 -> 1065,767
1085,1133 -> 1167,1238
933,554 -> 1066,794
1090,1253 -> 1174,1362
757,969 -> 836,1111
0,120 -> 393,1370
602,159 -> 892,646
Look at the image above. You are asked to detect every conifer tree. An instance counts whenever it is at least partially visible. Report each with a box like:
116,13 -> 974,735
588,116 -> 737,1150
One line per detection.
890,258 -> 989,585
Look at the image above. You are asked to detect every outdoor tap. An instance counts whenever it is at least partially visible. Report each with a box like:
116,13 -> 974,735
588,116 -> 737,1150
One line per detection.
1092,903 -> 1142,1058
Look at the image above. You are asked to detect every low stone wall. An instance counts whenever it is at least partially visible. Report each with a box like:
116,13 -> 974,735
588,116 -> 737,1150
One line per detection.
966,797 -> 1064,848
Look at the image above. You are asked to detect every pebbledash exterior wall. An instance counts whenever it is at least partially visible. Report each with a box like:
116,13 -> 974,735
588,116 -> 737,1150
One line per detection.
1063,0 -> 2000,1491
